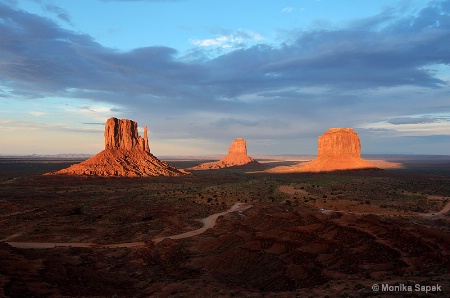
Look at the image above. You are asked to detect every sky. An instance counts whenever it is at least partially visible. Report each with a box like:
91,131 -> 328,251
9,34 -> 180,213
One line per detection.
1,0 -> 450,156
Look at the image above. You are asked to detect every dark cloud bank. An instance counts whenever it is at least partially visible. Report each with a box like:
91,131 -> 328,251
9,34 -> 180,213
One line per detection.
1,0 -> 450,154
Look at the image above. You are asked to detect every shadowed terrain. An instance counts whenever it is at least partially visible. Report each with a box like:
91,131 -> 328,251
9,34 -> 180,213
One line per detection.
1,156 -> 449,297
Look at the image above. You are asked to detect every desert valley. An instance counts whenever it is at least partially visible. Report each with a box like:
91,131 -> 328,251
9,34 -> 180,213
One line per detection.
0,118 -> 449,297
3,1 -> 450,296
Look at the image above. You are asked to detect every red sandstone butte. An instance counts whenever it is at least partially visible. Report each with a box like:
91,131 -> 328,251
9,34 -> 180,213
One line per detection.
192,138 -> 259,169
299,128 -> 376,172
47,117 -> 189,177
104,117 -> 150,153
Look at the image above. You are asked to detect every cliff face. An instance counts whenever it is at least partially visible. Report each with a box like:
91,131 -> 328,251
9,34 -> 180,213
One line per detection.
318,128 -> 360,158
191,138 -> 259,170
227,138 -> 247,155
46,117 -> 189,177
299,128 -> 376,172
104,118 -> 149,153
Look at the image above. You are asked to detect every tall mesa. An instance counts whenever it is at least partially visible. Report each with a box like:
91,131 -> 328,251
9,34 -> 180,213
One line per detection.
300,128 -> 376,172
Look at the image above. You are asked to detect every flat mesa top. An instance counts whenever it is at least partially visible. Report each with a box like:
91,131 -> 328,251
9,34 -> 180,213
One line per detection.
326,128 -> 355,133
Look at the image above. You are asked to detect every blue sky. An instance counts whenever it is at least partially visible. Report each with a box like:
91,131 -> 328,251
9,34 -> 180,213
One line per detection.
1,0 -> 450,155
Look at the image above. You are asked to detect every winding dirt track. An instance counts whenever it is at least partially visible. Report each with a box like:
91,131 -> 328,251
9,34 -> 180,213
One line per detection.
318,200 -> 450,218
279,185 -> 450,218
5,202 -> 252,249
437,200 -> 450,214
5,199 -> 449,249
153,202 -> 250,243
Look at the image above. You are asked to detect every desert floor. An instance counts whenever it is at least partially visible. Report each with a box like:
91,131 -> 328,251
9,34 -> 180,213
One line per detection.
0,156 -> 449,297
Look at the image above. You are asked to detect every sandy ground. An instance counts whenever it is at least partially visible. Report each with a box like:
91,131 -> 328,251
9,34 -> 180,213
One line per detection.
263,158 -> 404,173
368,159 -> 404,169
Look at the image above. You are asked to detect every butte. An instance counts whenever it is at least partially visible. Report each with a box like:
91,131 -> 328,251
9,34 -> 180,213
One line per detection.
299,128 -> 377,172
191,138 -> 260,169
46,117 -> 190,177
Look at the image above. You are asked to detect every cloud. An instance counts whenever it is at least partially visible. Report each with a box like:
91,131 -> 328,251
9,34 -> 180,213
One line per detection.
1,1 -> 450,154
282,7 -> 294,13
191,36 -> 236,47
386,116 -> 450,125
190,30 -> 264,49
29,111 -> 47,116
361,114 -> 450,138
42,4 -> 72,25
2,1 -> 449,104
0,0 -> 17,5
80,122 -> 105,125
0,119 -> 102,134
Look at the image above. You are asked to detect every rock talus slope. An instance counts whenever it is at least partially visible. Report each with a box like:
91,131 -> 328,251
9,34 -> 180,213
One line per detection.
47,117 -> 189,176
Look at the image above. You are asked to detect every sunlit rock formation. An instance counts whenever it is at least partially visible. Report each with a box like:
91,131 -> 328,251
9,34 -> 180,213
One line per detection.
46,117 -> 189,177
299,128 -> 376,172
191,138 -> 260,169
104,117 -> 150,153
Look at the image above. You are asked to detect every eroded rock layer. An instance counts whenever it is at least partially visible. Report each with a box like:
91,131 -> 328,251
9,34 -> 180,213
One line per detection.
104,118 -> 150,153
47,117 -> 189,177
318,128 -> 360,157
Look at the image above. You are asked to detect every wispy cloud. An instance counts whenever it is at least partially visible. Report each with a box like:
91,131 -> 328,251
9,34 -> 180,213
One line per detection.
29,111 -> 47,116
362,113 -> 450,137
190,30 -> 263,49
80,122 -> 105,125
282,7 -> 294,13
191,36 -> 238,48
387,115 -> 450,125
0,119 -> 102,133
42,4 -> 72,25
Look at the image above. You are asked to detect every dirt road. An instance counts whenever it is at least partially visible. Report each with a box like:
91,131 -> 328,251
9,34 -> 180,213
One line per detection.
153,202 -> 251,243
275,184 -> 450,218
437,199 -> 450,214
5,202 -> 252,249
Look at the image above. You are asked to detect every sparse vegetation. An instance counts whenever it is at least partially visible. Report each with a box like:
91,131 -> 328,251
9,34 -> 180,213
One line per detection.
1,157 -> 450,296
